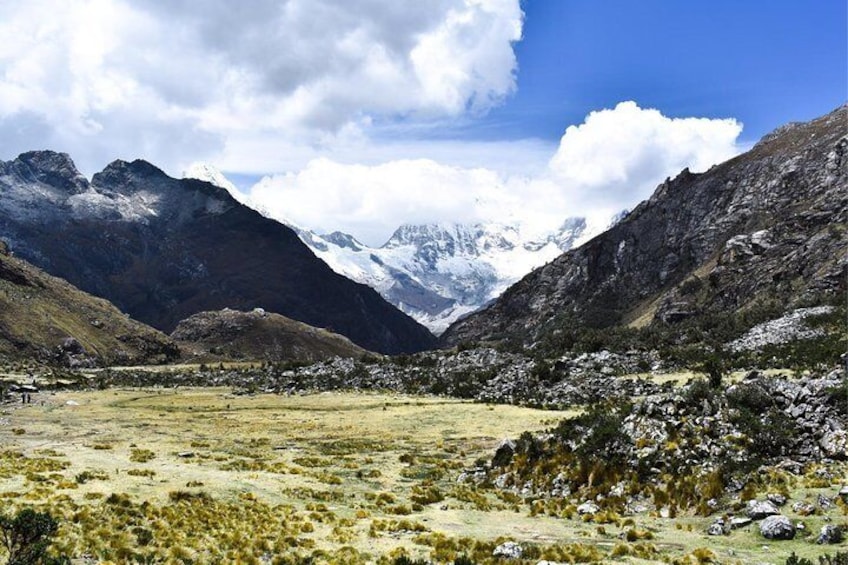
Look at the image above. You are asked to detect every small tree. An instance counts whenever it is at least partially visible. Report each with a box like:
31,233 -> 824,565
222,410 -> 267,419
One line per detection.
696,351 -> 725,389
0,508 -> 67,565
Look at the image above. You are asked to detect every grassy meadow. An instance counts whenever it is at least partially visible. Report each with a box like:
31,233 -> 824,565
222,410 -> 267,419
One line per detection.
0,387 -> 844,564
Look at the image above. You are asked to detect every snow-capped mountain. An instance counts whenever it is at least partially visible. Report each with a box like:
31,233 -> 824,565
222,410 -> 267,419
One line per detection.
184,164 -> 620,334
303,218 -> 621,334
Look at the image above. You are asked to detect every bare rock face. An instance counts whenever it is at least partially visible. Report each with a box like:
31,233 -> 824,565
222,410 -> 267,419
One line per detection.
0,155 -> 436,355
442,105 -> 847,347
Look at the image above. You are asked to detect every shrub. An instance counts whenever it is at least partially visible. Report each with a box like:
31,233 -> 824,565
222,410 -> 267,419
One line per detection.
0,508 -> 69,565
393,557 -> 429,565
682,378 -> 715,407
571,403 -> 632,466
727,383 -> 773,412
129,449 -> 156,463
825,376 -> 848,417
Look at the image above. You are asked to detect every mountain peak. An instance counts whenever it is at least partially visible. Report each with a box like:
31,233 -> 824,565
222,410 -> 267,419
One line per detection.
322,231 -> 364,251
91,159 -> 170,195
10,150 -> 88,195
183,162 -> 239,194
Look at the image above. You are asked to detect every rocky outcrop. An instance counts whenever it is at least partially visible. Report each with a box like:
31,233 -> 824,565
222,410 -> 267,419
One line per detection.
728,306 -> 834,351
482,368 -> 846,510
0,154 -> 436,354
442,106 -> 847,348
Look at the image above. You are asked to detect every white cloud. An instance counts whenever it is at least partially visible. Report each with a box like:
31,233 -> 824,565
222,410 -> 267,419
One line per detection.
250,158 -> 508,245
548,101 -> 743,209
247,102 -> 744,246
0,0 -> 523,174
0,4 -> 745,246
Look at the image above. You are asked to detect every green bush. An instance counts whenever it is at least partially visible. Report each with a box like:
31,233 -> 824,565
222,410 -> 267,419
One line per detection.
0,508 -> 69,565
682,378 -> 716,407
786,551 -> 848,565
393,557 -> 429,565
727,383 -> 773,412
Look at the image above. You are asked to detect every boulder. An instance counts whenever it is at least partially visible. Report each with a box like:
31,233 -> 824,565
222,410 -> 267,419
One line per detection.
820,430 -> 848,458
730,517 -> 752,529
759,515 -> 795,540
707,518 -> 729,536
60,337 -> 86,354
492,439 -> 516,468
577,501 -> 600,515
817,525 -> 843,545
746,499 -> 780,520
791,501 -> 815,516
493,541 -> 523,559
766,493 -> 787,506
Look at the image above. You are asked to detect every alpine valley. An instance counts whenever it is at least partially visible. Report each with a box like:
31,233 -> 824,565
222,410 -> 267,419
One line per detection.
0,107 -> 845,565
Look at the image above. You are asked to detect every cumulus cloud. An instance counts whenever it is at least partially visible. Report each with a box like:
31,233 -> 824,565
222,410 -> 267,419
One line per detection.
247,102 -> 744,245
548,101 -> 743,209
0,0 -> 522,174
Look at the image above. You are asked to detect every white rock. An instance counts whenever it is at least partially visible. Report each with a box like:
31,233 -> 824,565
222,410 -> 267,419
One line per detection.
821,430 -> 848,458
493,541 -> 523,559
760,515 -> 795,540
577,501 -> 600,515
747,499 -> 780,520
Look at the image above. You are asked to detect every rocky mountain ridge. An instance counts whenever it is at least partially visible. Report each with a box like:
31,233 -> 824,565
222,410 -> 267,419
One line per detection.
442,105 -> 848,348
0,153 -> 436,354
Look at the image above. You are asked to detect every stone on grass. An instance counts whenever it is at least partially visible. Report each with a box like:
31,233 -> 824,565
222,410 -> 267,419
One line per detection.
759,515 -> 795,540
493,541 -> 523,559
730,517 -> 752,529
817,525 -> 843,545
576,501 -> 599,515
746,499 -> 780,520
707,518 -> 729,536
792,501 -> 815,516
766,493 -> 787,506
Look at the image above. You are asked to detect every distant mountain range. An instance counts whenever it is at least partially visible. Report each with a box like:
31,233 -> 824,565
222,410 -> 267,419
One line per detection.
0,153 -> 436,354
185,165 -> 621,333
442,105 -> 847,348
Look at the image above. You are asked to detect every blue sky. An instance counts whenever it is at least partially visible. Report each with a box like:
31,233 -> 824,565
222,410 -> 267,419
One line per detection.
1,0 -> 845,243
459,0 -> 847,144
